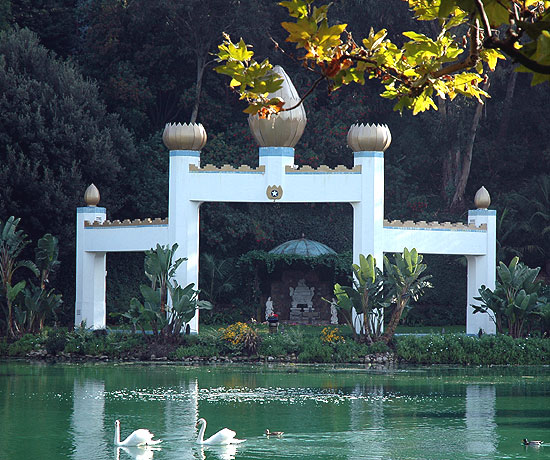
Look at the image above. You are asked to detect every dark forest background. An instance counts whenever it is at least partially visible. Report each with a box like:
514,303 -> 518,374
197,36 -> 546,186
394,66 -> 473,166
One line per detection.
1,0 -> 549,326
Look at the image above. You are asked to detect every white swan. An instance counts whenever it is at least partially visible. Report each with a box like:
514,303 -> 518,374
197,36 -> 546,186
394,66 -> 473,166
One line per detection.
114,420 -> 162,447
196,418 -> 245,445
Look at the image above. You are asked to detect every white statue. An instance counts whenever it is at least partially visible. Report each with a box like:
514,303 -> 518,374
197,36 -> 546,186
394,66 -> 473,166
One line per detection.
265,297 -> 274,321
330,301 -> 338,325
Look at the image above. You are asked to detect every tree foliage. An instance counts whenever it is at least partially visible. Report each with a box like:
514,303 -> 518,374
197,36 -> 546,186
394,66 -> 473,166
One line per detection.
0,27 -> 137,314
216,0 -> 549,115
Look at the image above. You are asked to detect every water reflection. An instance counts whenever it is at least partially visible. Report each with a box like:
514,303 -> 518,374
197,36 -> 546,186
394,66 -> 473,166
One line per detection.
465,384 -> 497,455
115,446 -> 160,460
164,378 -> 199,459
71,378 -> 107,460
199,444 -> 239,460
349,383 -> 387,459
54,364 -> 533,460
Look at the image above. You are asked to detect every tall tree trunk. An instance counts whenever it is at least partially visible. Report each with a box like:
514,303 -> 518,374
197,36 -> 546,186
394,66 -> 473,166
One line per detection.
497,68 -> 517,140
449,79 -> 490,211
190,54 -> 207,123
382,299 -> 407,343
439,96 -> 454,200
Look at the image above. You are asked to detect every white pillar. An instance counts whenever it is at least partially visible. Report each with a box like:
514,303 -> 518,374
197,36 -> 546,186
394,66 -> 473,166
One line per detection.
351,150 -> 385,333
352,151 -> 384,264
259,146 -> 294,187
168,150 -> 202,333
75,206 -> 107,329
466,209 -> 497,334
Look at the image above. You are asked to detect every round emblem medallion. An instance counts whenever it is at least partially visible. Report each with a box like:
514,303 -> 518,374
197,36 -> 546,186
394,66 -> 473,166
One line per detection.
266,185 -> 283,201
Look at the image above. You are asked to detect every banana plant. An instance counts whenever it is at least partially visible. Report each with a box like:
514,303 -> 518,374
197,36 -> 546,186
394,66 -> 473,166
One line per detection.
331,253 -> 387,343
144,243 -> 185,314
117,298 -> 149,336
35,234 -> 60,289
0,217 -> 38,337
137,284 -> 166,337
474,257 -> 548,337
163,282 -> 212,336
382,248 -> 432,343
128,244 -> 211,339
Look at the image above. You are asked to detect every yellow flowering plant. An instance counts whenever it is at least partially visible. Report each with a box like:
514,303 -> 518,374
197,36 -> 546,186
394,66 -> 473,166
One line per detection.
219,322 -> 260,355
320,327 -> 345,345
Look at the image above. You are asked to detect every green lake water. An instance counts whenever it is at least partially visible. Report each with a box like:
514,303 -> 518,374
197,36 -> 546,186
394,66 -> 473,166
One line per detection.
1,362 -> 550,460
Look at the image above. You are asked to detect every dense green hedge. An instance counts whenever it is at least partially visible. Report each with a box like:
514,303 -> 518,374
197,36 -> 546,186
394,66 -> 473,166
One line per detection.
395,334 -> 550,365
3,328 -> 550,366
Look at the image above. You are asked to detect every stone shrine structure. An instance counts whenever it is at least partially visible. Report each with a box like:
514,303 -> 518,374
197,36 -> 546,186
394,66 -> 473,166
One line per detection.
265,236 -> 339,324
289,279 -> 316,322
75,66 -> 496,335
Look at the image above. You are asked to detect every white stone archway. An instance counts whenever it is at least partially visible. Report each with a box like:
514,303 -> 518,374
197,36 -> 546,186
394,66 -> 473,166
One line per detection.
75,67 -> 496,335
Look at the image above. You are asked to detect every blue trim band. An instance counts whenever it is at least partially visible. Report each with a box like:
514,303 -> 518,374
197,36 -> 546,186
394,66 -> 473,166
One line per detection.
190,170 -> 264,174
286,171 -> 360,175
354,151 -> 384,158
170,150 -> 201,157
469,209 -> 496,216
259,147 -> 295,157
384,226 -> 486,233
85,224 -> 168,229
77,207 -> 106,213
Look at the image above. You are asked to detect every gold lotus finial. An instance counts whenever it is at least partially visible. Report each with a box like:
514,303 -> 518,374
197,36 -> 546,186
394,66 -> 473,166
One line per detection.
249,66 -> 307,147
84,183 -> 100,207
347,123 -> 392,152
474,186 -> 491,209
162,122 -> 207,151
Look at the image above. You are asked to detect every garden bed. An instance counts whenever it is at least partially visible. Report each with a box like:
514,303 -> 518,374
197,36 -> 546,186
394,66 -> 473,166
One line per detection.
1,324 -> 549,366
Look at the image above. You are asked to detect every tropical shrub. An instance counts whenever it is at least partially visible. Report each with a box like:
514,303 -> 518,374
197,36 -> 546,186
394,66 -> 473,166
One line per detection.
124,243 -> 212,339
473,257 -> 550,337
198,253 -> 237,307
331,340 -> 370,363
331,253 -> 386,343
0,216 -> 38,336
383,249 -> 432,341
0,217 -> 63,338
331,248 -> 432,344
62,328 -> 146,357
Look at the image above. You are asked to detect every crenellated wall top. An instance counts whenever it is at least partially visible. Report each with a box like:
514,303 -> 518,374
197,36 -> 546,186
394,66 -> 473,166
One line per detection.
188,164 -> 266,173
285,164 -> 361,174
383,219 -> 487,231
85,217 -> 168,228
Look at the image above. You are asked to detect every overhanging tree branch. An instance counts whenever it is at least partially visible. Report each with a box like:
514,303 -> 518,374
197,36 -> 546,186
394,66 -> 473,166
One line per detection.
431,17 -> 481,78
